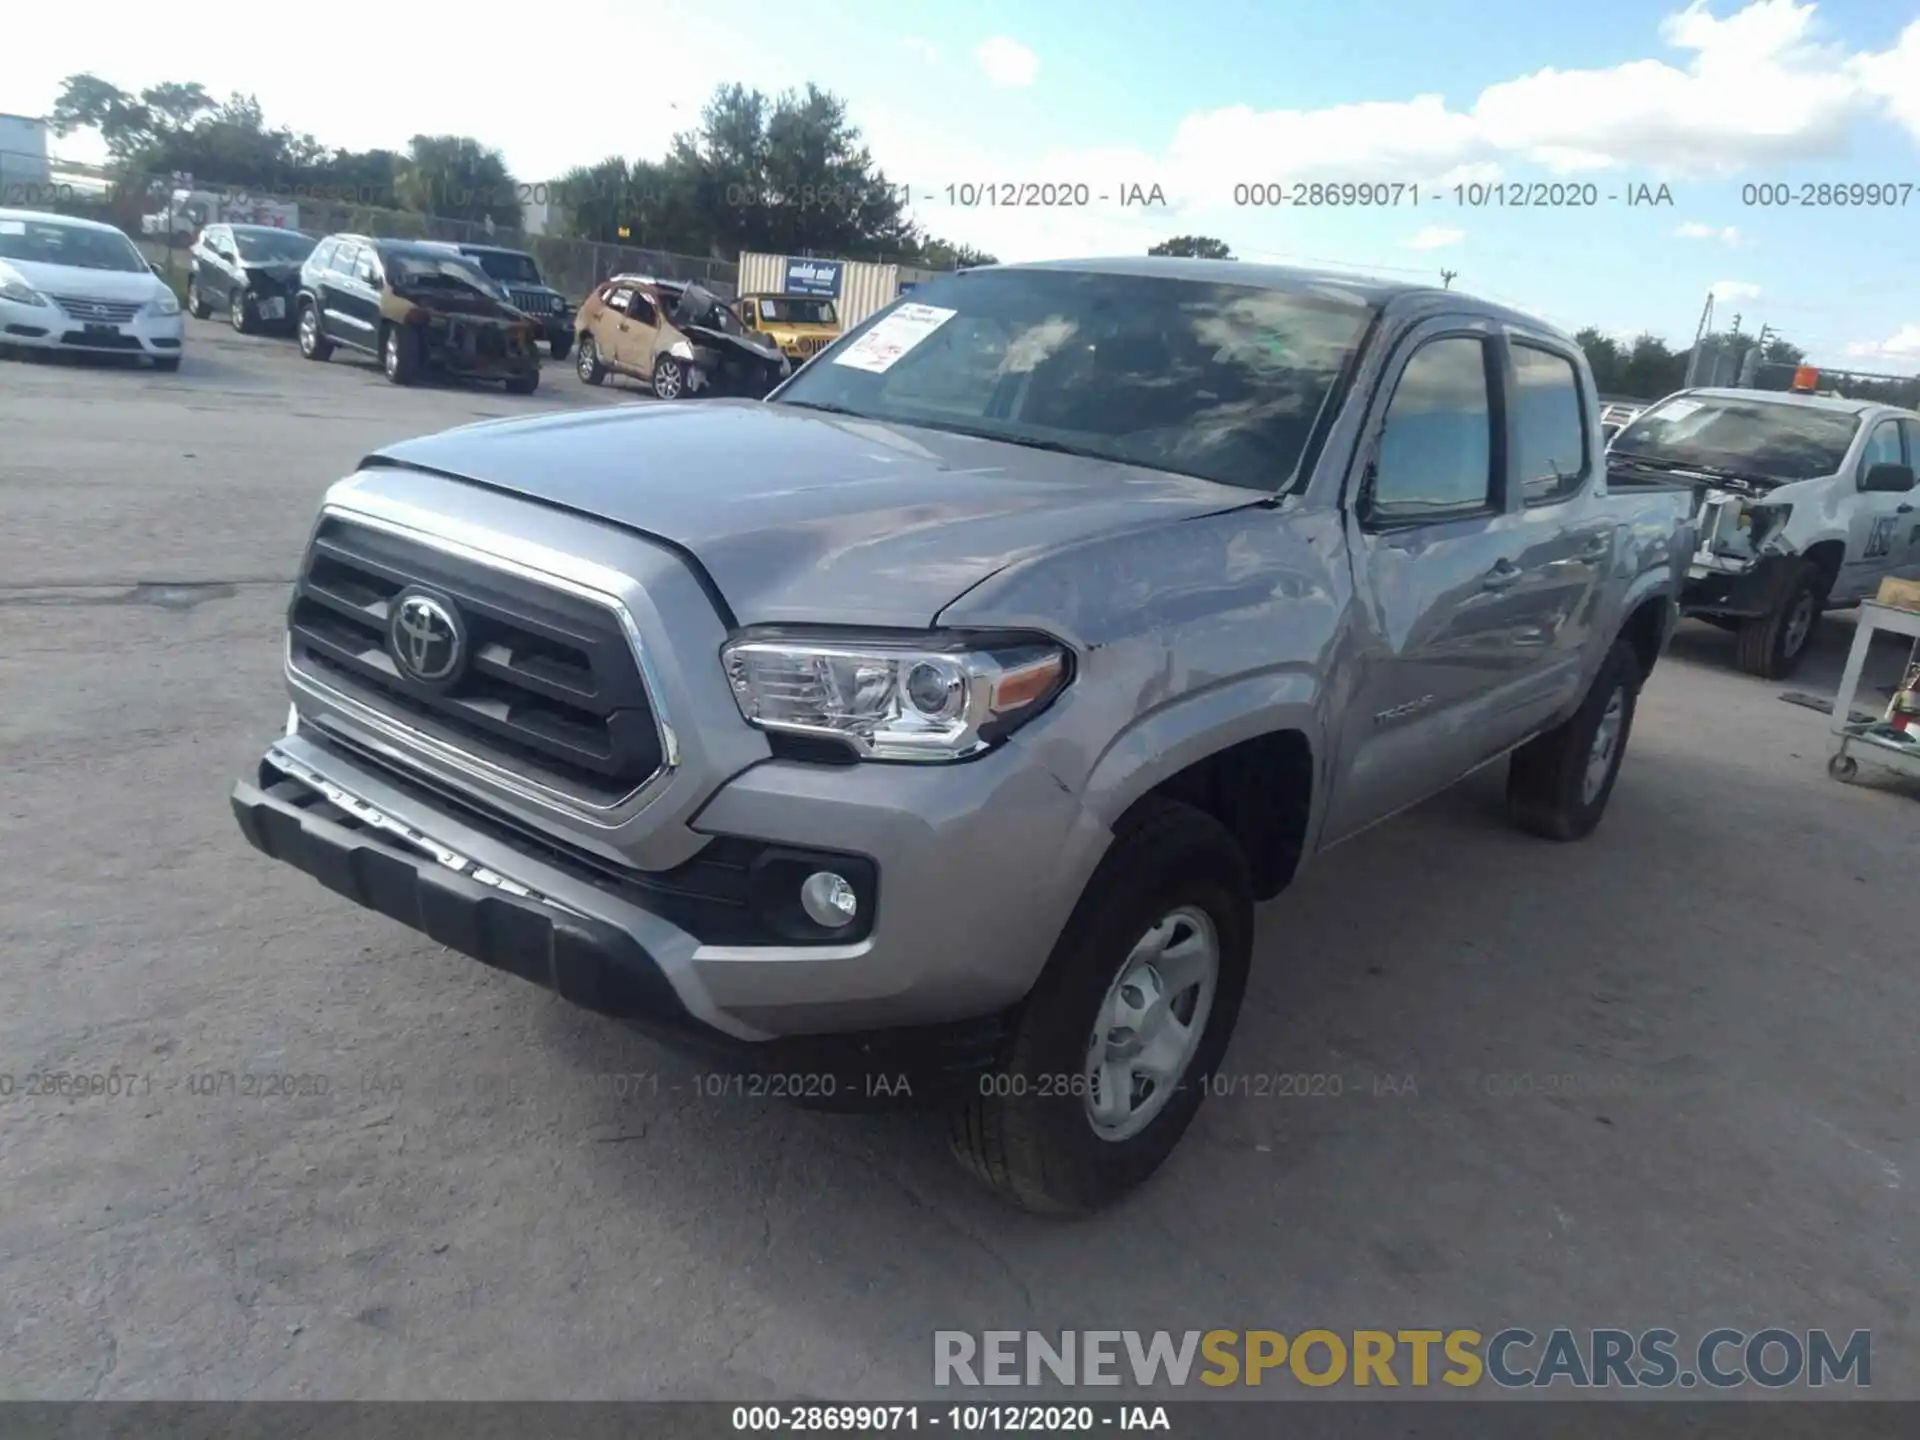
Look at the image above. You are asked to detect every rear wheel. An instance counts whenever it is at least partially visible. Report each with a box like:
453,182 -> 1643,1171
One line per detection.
382,323 -> 420,385
1507,639 -> 1641,841
229,287 -> 256,334
652,354 -> 686,400
297,302 -> 332,361
1736,560 -> 1822,679
948,798 -> 1253,1214
575,334 -> 606,385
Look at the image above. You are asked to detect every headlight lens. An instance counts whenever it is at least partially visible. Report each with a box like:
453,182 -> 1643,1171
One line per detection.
669,339 -> 694,361
1744,501 -> 1791,546
722,634 -> 1070,761
1,279 -> 48,306
152,290 -> 181,316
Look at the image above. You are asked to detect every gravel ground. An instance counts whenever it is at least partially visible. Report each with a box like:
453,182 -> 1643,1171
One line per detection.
0,322 -> 1915,1407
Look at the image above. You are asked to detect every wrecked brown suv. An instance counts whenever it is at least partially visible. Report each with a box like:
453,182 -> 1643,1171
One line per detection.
573,274 -> 790,399
295,234 -> 541,394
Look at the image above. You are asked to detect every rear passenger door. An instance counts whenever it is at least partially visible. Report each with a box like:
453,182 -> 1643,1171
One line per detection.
613,287 -> 664,372
1323,318 -> 1563,842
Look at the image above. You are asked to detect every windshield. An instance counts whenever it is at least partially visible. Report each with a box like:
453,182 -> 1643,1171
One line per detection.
468,250 -> 542,285
1613,395 -> 1861,482
0,217 -> 148,273
769,269 -> 1377,491
759,296 -> 838,325
233,229 -> 315,264
389,253 -> 501,297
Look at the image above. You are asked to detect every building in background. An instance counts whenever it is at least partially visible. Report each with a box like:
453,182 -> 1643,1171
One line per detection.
0,113 -> 52,194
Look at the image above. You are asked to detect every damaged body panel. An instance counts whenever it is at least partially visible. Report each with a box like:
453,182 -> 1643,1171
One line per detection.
296,234 -> 541,392
1610,388 -> 1920,676
573,274 -> 790,399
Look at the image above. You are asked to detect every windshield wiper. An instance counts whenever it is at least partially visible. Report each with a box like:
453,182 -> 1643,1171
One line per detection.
774,400 -> 866,417
1610,452 -> 1780,487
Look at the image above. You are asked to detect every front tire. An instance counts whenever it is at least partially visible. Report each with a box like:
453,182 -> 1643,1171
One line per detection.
382,323 -> 420,385
504,370 -> 539,395
547,331 -> 573,361
948,798 -> 1254,1214
1507,638 -> 1641,841
652,354 -> 686,400
575,334 -> 606,385
186,280 -> 211,320
229,288 -> 256,334
1736,560 -> 1823,679
297,302 -> 332,361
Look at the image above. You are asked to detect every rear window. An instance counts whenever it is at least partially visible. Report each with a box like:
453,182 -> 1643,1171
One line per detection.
1614,396 -> 1861,481
1511,343 -> 1589,503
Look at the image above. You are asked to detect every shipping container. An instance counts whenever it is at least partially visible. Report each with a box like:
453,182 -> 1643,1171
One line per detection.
0,113 -> 52,195
738,251 -> 944,330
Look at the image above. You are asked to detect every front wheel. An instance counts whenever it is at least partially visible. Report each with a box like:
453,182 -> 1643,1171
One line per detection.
547,331 -> 572,361
186,280 -> 211,320
948,798 -> 1253,1214
504,370 -> 539,395
575,334 -> 606,385
297,302 -> 332,361
1736,560 -> 1823,679
229,288 -> 256,334
382,323 -> 420,385
651,354 -> 686,400
1507,638 -> 1642,842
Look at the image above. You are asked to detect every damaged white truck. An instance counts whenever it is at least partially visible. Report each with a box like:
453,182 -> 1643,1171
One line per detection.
1610,388 -> 1920,678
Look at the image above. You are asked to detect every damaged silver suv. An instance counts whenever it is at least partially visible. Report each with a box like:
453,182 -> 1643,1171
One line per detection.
231,258 -> 1694,1212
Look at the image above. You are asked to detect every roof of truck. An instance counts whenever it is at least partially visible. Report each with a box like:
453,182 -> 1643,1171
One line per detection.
987,256 -> 1568,336
1678,387 -> 1887,416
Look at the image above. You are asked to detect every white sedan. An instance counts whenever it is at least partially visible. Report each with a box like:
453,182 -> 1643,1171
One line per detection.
0,207 -> 185,370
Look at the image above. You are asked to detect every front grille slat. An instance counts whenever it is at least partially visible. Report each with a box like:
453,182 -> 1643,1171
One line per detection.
51,295 -> 145,324
288,518 -> 664,805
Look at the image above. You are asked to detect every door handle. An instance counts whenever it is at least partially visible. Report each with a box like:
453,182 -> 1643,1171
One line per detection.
1482,559 -> 1523,590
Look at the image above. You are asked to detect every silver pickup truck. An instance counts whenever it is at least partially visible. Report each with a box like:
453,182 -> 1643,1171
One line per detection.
231,258 -> 1695,1213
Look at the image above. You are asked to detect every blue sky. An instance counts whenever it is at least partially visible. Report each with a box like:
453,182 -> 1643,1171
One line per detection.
13,0 -> 1920,368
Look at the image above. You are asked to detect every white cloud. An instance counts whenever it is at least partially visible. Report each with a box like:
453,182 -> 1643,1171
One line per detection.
900,37 -> 939,64
1846,325 -> 1920,366
1674,220 -> 1744,243
975,37 -> 1039,88
1403,225 -> 1466,250
1709,279 -> 1764,301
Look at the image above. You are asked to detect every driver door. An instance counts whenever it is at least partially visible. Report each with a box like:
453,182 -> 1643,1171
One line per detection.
1843,419 -> 1910,599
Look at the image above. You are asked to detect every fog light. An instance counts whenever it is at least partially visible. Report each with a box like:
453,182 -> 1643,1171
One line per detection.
800,871 -> 858,928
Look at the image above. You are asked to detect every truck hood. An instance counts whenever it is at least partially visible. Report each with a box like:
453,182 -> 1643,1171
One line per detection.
365,400 -> 1261,628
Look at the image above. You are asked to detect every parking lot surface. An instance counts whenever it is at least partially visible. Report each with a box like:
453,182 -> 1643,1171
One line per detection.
1,320 -> 1916,1402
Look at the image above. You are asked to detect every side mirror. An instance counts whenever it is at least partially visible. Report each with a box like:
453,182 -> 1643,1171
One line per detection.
1862,462 -> 1916,493
148,260 -> 164,277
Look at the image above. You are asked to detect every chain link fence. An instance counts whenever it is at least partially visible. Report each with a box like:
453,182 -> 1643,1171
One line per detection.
27,164 -> 736,303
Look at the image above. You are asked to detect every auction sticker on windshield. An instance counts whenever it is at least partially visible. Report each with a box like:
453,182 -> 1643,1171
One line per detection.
833,303 -> 957,373
0,221 -> 23,234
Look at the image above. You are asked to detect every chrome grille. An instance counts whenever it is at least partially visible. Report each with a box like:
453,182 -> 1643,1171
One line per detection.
510,288 -> 558,314
287,517 -> 665,806
795,335 -> 828,356
51,295 -> 144,324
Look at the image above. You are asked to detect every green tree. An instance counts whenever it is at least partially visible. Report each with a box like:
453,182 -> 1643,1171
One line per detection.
396,135 -> 522,227
1148,235 -> 1235,259
1574,327 -> 1627,395
1622,333 -> 1685,400
918,236 -> 998,269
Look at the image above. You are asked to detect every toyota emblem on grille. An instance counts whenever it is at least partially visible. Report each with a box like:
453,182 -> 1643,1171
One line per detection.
389,590 -> 466,684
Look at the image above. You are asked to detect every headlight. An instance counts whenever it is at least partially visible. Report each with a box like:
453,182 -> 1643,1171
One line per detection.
722,634 -> 1071,761
151,290 -> 181,316
669,339 -> 694,361
1745,501 -> 1792,549
0,278 -> 48,306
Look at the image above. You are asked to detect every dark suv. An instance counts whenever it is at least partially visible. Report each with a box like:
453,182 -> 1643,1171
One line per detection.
187,224 -> 317,333
295,234 -> 541,393
438,243 -> 573,358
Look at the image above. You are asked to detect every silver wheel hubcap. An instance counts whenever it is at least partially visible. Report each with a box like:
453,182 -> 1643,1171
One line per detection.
1084,906 -> 1218,1142
657,363 -> 679,397
299,312 -> 314,349
1583,686 -> 1626,805
1783,592 -> 1814,656
385,333 -> 398,372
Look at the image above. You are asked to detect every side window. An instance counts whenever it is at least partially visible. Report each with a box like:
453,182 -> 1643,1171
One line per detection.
1511,342 -> 1589,504
331,242 -> 359,276
1370,336 -> 1496,523
309,238 -> 338,272
607,286 -> 635,314
629,291 -> 659,326
1860,420 -> 1904,481
1900,419 -> 1920,467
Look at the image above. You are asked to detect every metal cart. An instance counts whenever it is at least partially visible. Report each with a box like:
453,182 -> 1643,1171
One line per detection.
1827,599 -> 1920,783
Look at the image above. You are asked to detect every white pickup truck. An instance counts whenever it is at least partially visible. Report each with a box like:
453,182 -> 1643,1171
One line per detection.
1609,388 -> 1920,677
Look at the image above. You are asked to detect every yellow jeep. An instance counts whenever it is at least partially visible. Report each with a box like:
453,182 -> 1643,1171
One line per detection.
737,293 -> 841,362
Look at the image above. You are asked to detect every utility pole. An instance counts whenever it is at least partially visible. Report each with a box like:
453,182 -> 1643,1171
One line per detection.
1681,289 -> 1714,388
1439,268 -> 1457,290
